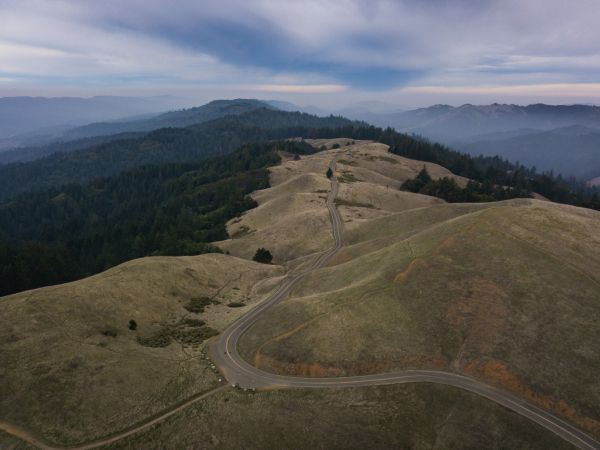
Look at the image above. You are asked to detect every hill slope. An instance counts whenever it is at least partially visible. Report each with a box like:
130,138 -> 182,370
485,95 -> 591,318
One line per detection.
0,140 -> 583,449
225,140 -> 600,440
0,253 -> 282,444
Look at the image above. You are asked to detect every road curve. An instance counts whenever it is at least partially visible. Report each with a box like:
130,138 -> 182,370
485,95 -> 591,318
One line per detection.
210,158 -> 600,450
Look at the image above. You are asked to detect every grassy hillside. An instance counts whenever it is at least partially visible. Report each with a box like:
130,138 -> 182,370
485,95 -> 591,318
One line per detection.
0,139 -> 595,448
102,384 -> 572,450
0,253 -> 282,444
216,140 -> 456,267
233,140 -> 600,439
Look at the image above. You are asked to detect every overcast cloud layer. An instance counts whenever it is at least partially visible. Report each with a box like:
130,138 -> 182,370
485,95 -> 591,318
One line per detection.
1,0 -> 600,106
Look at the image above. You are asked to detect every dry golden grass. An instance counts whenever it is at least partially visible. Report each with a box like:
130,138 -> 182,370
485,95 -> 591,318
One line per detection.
217,140 -> 463,269
3,138 -> 597,447
100,384 -> 573,450
238,175 -> 600,438
0,254 -> 282,444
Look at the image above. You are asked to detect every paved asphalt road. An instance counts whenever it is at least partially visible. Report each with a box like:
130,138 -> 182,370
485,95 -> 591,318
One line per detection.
210,158 -> 600,450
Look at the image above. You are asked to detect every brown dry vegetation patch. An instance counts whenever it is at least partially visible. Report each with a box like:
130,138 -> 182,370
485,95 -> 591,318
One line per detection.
393,258 -> 428,283
255,353 -> 448,377
447,278 -> 508,359
464,360 -> 600,437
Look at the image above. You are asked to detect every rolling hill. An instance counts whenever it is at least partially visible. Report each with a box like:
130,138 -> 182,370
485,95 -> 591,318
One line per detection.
0,139 -> 586,449
0,99 -> 277,165
219,141 -> 600,441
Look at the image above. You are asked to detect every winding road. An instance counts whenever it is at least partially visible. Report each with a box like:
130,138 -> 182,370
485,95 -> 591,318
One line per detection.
2,158 -> 599,450
210,158 -> 600,450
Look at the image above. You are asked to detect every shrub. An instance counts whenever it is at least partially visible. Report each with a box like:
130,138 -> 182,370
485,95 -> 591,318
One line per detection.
227,302 -> 245,308
181,318 -> 206,327
102,329 -> 117,337
184,296 -> 218,313
128,319 -> 137,331
137,328 -> 172,347
331,143 -> 341,149
326,167 -> 333,179
170,327 -> 219,345
253,248 -> 273,264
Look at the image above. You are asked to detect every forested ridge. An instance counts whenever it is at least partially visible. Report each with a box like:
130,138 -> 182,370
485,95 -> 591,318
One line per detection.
1,107 -> 598,297
0,108 -> 360,200
0,140 -> 314,296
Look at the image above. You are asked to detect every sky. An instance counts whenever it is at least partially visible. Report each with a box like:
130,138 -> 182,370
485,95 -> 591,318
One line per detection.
1,0 -> 600,108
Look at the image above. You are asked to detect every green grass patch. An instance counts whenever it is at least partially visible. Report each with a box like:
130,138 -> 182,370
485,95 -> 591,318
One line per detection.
180,318 -> 206,327
137,328 -> 172,348
227,302 -> 246,308
138,321 -> 219,348
339,171 -> 361,183
335,199 -> 375,209
184,297 -> 220,313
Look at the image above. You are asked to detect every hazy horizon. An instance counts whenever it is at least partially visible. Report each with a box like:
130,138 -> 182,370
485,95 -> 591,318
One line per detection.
2,0 -> 600,108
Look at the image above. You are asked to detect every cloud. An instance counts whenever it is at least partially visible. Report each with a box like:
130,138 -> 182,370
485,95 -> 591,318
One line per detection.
252,84 -> 348,93
1,0 -> 600,103
399,83 -> 600,98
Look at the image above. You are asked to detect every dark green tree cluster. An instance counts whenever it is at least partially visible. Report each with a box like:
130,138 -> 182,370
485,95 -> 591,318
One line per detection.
0,141 -> 312,296
252,248 -> 273,264
401,167 -> 531,203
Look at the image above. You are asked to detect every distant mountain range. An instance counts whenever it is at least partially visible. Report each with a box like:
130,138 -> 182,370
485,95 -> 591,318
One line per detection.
0,95 -> 191,145
348,103 -> 600,180
3,98 -> 600,181
0,106 -> 361,200
0,99 -> 277,165
457,125 -> 600,179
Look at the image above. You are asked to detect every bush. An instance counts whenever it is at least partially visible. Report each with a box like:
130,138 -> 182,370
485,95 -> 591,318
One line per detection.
184,296 -> 218,313
331,143 -> 341,149
326,167 -> 333,179
137,328 -> 172,347
170,327 -> 219,345
253,248 -> 273,264
227,302 -> 246,308
181,318 -> 206,327
102,329 -> 117,337
128,319 -> 137,331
